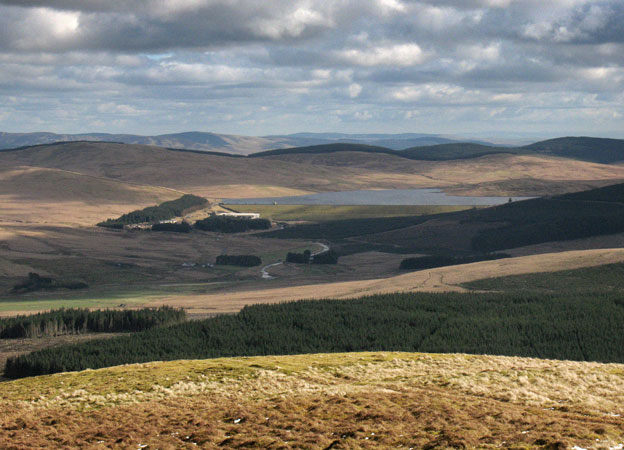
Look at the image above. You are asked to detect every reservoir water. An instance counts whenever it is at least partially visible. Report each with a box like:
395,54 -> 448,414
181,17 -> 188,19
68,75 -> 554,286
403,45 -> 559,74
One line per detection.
223,188 -> 534,206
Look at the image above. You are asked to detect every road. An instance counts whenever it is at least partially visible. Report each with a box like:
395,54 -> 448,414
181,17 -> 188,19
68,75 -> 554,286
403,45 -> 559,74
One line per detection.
260,242 -> 329,280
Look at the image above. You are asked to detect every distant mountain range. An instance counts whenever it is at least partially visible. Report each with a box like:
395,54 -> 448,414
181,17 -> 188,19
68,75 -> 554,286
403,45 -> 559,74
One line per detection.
0,131 -> 495,155
2,132 -> 624,164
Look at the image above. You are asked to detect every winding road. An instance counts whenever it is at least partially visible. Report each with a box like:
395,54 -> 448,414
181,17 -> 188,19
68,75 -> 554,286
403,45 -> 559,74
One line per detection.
261,242 -> 330,279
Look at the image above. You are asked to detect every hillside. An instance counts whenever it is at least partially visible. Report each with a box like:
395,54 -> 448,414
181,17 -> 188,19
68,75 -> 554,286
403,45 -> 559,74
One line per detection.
1,352 -> 622,449
5,141 -> 623,201
401,142 -> 521,160
263,181 -> 624,255
251,137 -> 624,164
249,137 -> 624,166
0,141 -> 435,198
260,136 -> 624,163
3,141 -> 624,197
0,131 -> 493,154
249,142 -> 398,158
0,131 -> 288,155
252,141 -> 521,162
523,136 -> 624,164
0,165 -> 182,225
4,133 -> 624,164
253,136 -> 624,165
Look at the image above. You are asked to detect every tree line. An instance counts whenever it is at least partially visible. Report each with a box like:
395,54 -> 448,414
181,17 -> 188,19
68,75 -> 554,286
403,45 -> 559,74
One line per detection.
0,306 -> 186,339
97,194 -> 207,228
151,222 -> 192,233
215,255 -> 262,267
399,253 -> 509,270
6,291 -> 624,378
11,272 -> 88,294
287,249 -> 338,264
194,215 -> 271,233
286,250 -> 311,264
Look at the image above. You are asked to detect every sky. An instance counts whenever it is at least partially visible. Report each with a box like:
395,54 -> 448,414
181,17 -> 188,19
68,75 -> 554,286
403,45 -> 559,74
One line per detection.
0,0 -> 623,138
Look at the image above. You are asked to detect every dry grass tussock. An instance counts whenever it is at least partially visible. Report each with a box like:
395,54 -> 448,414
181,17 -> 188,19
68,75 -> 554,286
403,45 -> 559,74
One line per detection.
1,352 -> 623,449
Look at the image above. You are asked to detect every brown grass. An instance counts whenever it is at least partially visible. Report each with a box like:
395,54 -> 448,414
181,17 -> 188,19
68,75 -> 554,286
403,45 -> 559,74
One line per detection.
0,352 -> 622,449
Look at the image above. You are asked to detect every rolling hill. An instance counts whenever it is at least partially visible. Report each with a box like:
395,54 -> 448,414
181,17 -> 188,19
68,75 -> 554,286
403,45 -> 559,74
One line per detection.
2,141 -> 624,205
523,136 -> 624,164
0,165 -> 182,225
252,136 -> 624,164
4,134 -> 624,165
254,137 -> 624,163
401,142 -> 521,160
0,131 -> 494,155
249,142 -> 398,158
251,141 -> 520,161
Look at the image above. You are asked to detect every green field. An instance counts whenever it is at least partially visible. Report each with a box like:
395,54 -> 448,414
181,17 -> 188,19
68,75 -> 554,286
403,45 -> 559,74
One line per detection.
222,204 -> 473,222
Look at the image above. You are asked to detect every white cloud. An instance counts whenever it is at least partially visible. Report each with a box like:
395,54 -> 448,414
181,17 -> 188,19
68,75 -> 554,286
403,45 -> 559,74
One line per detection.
374,0 -> 406,14
348,83 -> 362,98
144,62 -> 249,84
96,103 -> 145,115
337,43 -> 426,66
0,0 -> 622,136
250,7 -> 328,39
490,93 -> 522,102
413,4 -> 470,31
464,42 -> 501,62
391,84 -> 465,102
10,7 -> 80,50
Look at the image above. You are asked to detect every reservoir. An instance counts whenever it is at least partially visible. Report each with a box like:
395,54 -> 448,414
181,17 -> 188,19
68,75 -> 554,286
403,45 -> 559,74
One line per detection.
223,188 -> 534,206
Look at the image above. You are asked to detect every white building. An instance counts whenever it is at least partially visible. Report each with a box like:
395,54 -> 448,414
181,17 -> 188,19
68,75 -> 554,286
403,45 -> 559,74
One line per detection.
216,212 -> 261,219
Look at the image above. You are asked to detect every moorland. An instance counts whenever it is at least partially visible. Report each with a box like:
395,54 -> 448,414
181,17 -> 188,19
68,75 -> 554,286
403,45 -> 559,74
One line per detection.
2,135 -> 624,448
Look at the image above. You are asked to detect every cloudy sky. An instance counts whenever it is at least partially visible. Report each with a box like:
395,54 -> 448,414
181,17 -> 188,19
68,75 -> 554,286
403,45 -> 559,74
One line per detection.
0,0 -> 622,138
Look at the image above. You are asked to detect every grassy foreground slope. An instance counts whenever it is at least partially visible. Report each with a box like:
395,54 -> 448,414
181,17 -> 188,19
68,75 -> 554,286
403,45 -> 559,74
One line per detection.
1,352 -> 623,449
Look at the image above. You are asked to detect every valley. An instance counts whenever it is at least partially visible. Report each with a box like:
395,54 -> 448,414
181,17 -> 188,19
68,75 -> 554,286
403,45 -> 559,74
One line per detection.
2,138 -> 624,316
3,137 -> 624,448
4,1 -> 624,447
